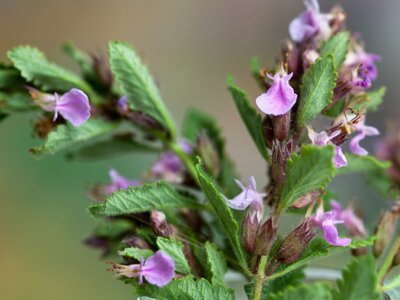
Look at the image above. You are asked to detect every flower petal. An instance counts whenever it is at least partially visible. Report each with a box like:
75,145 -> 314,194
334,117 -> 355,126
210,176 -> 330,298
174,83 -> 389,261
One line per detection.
56,88 -> 91,126
321,219 -> 352,246
141,251 -> 175,287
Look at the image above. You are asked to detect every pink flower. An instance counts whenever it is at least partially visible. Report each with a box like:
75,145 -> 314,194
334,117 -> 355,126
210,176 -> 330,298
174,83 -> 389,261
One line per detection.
349,117 -> 379,156
311,203 -> 351,247
103,169 -> 140,195
256,71 -> 297,116
330,200 -> 366,237
289,0 -> 332,43
108,251 -> 175,287
308,127 -> 347,168
345,47 -> 381,85
224,176 -> 265,222
28,87 -> 91,127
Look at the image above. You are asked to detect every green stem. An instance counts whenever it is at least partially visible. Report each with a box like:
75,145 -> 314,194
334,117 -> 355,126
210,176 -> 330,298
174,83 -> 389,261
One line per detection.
168,141 -> 199,185
377,237 -> 400,282
253,255 -> 268,300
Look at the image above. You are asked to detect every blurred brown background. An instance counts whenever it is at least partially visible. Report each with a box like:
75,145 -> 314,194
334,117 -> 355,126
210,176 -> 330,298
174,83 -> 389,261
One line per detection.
0,1 -> 399,299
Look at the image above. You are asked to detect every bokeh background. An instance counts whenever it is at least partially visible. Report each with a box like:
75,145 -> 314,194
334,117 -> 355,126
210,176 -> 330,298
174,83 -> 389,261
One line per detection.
0,0 -> 399,299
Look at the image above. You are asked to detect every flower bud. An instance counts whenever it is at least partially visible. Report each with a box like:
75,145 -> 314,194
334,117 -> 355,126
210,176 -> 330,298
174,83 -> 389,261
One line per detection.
150,211 -> 175,238
196,133 -> 220,177
272,112 -> 291,142
254,216 -> 277,255
277,218 -> 316,264
280,39 -> 300,76
122,236 -> 151,249
373,210 -> 399,257
242,210 -> 261,254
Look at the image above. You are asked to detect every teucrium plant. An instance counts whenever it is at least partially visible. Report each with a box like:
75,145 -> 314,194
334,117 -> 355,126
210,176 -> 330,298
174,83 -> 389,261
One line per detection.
2,1 -> 400,299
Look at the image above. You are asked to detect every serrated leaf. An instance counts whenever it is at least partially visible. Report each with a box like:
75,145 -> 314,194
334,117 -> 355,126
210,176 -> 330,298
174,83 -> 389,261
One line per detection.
245,267 -> 305,299
195,160 -> 249,275
88,181 -> 203,217
268,236 -> 376,281
337,154 -> 391,174
205,242 -> 227,285
227,76 -> 269,160
118,247 -> 153,260
156,237 -> 190,275
67,135 -> 159,160
269,283 -> 333,300
7,46 -> 96,98
133,277 -> 234,300
278,145 -> 335,211
297,55 -> 337,126
108,41 -> 175,136
333,255 -> 381,300
30,119 -> 117,156
321,31 -> 350,70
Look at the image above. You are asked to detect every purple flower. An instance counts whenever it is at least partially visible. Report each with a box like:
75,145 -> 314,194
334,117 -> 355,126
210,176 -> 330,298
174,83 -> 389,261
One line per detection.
117,96 -> 129,113
345,47 -> 381,85
151,140 -> 192,183
28,87 -> 91,127
349,117 -> 379,156
224,176 -> 265,221
311,204 -> 351,247
103,168 -> 140,195
289,0 -> 331,43
256,70 -> 297,116
108,251 -> 175,287
330,200 -> 366,237
308,127 -> 347,168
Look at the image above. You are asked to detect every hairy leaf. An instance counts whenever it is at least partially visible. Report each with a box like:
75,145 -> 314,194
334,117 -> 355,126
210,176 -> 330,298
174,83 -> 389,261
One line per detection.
321,31 -> 350,69
337,154 -> 391,174
118,247 -> 153,260
30,119 -> 117,156
156,237 -> 190,275
195,160 -> 249,275
279,145 -> 335,211
227,76 -> 269,160
269,283 -> 333,300
7,46 -> 95,97
108,41 -> 175,135
297,55 -> 337,126
350,87 -> 386,112
88,181 -> 203,217
333,255 -> 381,300
205,241 -> 227,285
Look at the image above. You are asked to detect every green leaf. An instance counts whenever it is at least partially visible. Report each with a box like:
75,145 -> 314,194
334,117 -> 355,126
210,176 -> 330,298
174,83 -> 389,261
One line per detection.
278,145 -> 335,211
0,91 -> 34,112
350,87 -> 386,112
321,31 -> 350,70
337,154 -> 391,174
269,283 -> 333,300
268,236 -> 376,281
323,100 -> 345,118
0,65 -> 24,89
333,255 -> 381,300
245,267 -> 305,299
62,43 -> 94,77
67,134 -> 159,160
94,219 -> 132,239
30,119 -> 117,156
133,277 -> 234,300
195,160 -> 249,275
108,41 -> 175,136
88,181 -> 203,217
118,247 -> 153,260
227,76 -> 269,160
156,237 -> 190,275
205,242 -> 227,285
382,266 -> 400,299
7,46 -> 96,98
297,55 -> 337,126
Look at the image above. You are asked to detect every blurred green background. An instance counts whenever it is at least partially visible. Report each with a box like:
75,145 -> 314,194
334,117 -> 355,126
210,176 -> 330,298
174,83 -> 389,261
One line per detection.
0,0 -> 399,299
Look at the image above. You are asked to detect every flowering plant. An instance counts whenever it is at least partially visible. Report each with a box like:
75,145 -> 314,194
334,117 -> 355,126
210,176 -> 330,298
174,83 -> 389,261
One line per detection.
1,1 -> 400,299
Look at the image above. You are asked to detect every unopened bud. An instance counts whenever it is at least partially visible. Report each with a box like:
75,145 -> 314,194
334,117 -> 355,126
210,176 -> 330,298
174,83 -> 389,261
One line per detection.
150,211 -> 175,237
373,211 -> 399,257
277,219 -> 316,264
292,191 -> 319,209
280,39 -> 300,76
242,210 -> 261,254
254,216 -> 277,255
329,5 -> 347,34
196,133 -> 220,177
272,112 -> 290,142
122,236 -> 151,249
